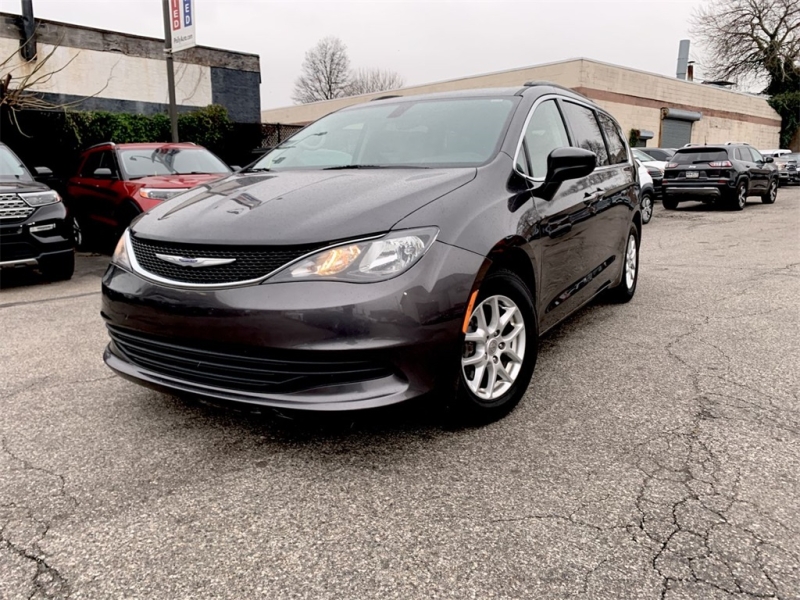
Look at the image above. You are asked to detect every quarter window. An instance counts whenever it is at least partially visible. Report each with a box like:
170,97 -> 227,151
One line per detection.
561,101 -> 610,167
522,100 -> 571,178
597,112 -> 628,164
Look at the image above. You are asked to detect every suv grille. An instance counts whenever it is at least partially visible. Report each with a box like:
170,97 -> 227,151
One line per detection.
107,325 -> 394,394
0,195 -> 35,222
129,235 -> 323,285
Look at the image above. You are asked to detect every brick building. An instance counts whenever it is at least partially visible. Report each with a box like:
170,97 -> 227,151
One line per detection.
260,58 -> 781,150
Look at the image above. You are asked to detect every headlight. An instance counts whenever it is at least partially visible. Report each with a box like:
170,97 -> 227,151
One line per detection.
112,230 -> 132,270
19,190 -> 60,206
139,188 -> 188,201
269,227 -> 439,283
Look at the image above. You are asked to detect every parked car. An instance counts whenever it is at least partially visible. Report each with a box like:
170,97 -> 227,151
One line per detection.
102,84 -> 643,424
636,147 -> 675,162
760,149 -> 791,158
636,160 -> 654,224
772,152 -> 800,185
66,142 -> 232,246
662,144 -> 779,210
0,143 -> 74,280
779,153 -> 800,185
632,148 -> 665,196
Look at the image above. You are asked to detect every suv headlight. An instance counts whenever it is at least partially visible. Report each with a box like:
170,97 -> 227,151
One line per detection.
139,188 -> 188,201
269,228 -> 439,283
112,230 -> 132,269
19,190 -> 60,206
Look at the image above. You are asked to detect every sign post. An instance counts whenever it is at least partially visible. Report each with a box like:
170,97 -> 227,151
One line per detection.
161,0 -> 197,143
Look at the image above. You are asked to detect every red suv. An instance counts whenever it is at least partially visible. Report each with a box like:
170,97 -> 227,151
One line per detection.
66,142 -> 231,246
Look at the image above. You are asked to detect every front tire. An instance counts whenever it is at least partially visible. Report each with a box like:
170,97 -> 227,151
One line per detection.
39,251 -> 75,281
641,192 -> 654,224
761,179 -> 777,204
607,225 -> 639,303
451,269 -> 538,425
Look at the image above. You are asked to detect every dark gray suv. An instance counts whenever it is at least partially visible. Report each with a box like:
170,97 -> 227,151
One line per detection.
102,84 -> 642,423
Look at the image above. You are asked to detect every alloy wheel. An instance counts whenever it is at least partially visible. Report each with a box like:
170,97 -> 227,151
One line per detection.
461,294 -> 527,401
625,234 -> 637,290
769,181 -> 777,202
738,184 -> 747,208
641,195 -> 653,223
72,217 -> 82,248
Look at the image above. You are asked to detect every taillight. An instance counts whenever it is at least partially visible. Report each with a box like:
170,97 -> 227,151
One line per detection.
667,162 -> 678,168
709,160 -> 732,167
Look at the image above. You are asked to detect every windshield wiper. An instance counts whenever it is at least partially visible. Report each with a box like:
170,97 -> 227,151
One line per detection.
323,164 -> 428,170
244,167 -> 271,172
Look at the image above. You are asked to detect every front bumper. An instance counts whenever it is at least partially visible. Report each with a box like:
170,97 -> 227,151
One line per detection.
0,203 -> 73,268
101,241 -> 484,411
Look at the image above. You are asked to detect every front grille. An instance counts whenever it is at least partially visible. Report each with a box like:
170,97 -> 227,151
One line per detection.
130,235 -> 323,285
0,195 -> 35,222
107,325 -> 393,394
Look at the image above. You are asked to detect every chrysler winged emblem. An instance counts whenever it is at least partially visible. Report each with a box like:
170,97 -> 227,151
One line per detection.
155,254 -> 236,268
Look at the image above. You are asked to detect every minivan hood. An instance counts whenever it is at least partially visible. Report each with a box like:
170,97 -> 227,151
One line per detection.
129,173 -> 226,188
131,168 -> 476,245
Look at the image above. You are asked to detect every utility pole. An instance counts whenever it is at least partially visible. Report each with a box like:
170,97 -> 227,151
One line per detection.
161,0 -> 179,142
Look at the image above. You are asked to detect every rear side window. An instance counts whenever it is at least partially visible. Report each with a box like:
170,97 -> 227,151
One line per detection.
734,148 -> 749,161
522,100 -> 571,178
561,101 -> 609,166
597,112 -> 628,164
672,149 -> 729,164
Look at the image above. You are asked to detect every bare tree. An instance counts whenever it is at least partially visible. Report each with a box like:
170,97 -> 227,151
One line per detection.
691,0 -> 800,93
292,37 -> 351,104
0,34 -> 113,137
346,68 -> 405,96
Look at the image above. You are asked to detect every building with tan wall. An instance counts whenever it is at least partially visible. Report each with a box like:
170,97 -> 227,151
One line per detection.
261,58 -> 781,149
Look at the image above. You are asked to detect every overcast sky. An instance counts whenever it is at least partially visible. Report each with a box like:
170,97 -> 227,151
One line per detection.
15,0 -> 706,110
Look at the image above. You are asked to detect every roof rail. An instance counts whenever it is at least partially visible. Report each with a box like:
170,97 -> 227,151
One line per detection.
370,95 -> 403,101
517,81 -> 587,98
84,141 -> 115,151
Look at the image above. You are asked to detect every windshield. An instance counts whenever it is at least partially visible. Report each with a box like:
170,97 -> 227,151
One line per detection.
251,97 -> 518,171
632,149 -> 654,162
672,149 -> 728,164
783,153 -> 799,162
119,147 -> 231,178
0,146 -> 33,181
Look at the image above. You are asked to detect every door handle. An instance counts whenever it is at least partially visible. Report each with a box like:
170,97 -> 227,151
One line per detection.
548,223 -> 572,238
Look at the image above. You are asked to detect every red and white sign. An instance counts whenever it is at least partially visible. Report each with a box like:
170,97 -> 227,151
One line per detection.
170,0 -> 196,53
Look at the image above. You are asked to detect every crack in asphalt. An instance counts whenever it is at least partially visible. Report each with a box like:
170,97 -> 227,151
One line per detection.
622,309 -> 800,599
1,437 -> 75,599
0,291 -> 100,311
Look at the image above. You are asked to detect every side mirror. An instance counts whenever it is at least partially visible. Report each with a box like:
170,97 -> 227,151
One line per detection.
765,156 -> 774,163
546,147 -> 597,182
34,166 -> 53,177
93,167 -> 114,178
534,147 -> 597,200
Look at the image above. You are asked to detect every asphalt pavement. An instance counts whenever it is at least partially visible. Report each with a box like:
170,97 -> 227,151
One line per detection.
1,189 -> 799,599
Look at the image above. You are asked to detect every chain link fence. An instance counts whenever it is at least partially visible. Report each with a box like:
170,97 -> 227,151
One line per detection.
259,123 -> 304,149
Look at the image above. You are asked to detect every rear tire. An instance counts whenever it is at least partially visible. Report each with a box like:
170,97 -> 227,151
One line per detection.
449,269 -> 538,426
761,179 -> 777,204
39,251 -> 75,281
606,225 -> 639,304
641,192 -> 654,224
662,196 -> 678,210
731,181 -> 747,211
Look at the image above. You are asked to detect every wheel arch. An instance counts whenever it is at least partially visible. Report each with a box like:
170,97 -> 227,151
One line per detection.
471,237 -> 537,305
